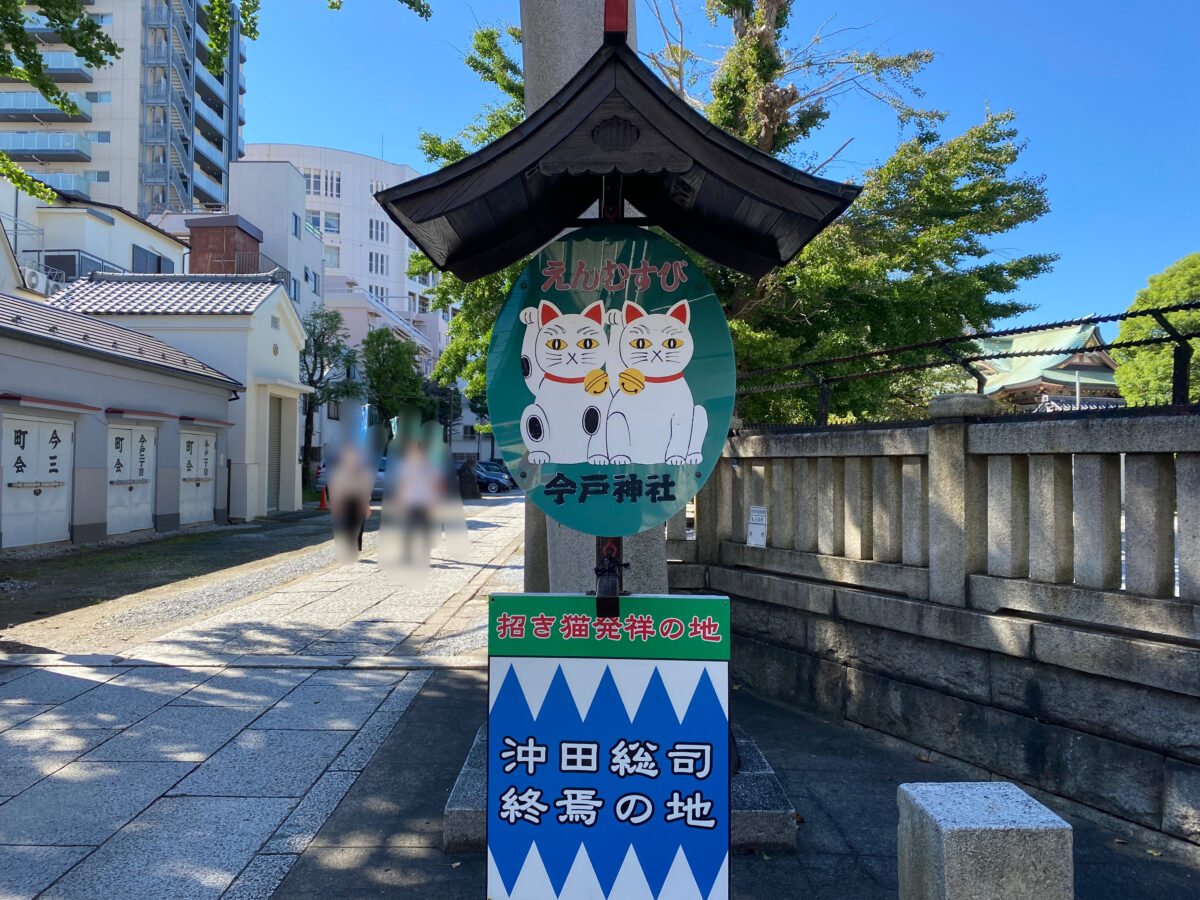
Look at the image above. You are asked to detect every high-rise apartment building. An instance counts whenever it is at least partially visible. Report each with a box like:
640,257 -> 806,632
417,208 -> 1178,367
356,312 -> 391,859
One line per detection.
0,1 -> 246,217
242,144 -> 453,370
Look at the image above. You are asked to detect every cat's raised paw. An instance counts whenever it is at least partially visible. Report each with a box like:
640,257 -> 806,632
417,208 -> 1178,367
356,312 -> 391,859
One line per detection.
519,307 -> 538,324
605,308 -> 623,325
666,454 -> 686,465
609,454 -> 632,465
584,369 -> 609,395
685,452 -> 703,464
527,451 -> 550,465
588,454 -> 610,466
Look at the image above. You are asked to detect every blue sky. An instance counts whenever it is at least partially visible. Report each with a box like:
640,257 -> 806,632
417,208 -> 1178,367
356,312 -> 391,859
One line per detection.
243,0 -> 1199,328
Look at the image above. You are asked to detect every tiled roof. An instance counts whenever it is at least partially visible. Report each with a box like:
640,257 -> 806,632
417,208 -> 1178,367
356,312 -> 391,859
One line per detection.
49,272 -> 281,316
979,324 -> 1118,395
0,293 -> 243,390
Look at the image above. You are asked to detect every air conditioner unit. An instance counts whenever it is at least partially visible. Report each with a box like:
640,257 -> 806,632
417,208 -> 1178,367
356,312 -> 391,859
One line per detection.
20,267 -> 54,297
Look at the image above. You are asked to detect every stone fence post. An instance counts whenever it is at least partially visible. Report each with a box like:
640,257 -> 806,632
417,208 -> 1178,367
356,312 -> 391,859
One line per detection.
926,394 -> 995,606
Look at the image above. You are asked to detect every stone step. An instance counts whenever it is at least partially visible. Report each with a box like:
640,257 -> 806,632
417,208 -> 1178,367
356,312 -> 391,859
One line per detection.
444,722 -> 797,854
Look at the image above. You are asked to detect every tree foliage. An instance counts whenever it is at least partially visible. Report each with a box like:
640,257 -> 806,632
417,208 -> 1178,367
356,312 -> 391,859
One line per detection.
1112,254 -> 1200,405
201,0 -> 432,76
0,1 -> 121,199
358,328 -> 426,426
299,308 -> 360,474
417,3 -> 1054,424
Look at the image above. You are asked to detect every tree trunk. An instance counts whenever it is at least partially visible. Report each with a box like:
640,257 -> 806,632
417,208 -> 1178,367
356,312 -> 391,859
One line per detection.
302,399 -> 316,487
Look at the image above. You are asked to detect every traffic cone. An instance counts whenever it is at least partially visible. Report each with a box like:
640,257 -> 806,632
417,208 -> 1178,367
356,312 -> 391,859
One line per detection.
318,487 -> 329,510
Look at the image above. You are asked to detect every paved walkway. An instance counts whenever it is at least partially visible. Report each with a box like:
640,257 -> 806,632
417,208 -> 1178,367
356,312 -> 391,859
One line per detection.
0,496 -> 524,900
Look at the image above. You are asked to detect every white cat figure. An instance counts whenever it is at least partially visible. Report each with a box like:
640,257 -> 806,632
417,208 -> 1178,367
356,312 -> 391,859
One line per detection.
519,299 -> 611,465
603,299 -> 708,466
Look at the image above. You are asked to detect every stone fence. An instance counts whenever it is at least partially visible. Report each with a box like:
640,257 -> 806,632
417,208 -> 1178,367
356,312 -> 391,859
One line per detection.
666,396 -> 1200,850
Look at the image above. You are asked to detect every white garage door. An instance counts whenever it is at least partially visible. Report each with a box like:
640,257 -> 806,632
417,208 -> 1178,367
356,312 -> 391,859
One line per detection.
1,416 -> 73,548
179,430 -> 216,525
107,425 -> 156,535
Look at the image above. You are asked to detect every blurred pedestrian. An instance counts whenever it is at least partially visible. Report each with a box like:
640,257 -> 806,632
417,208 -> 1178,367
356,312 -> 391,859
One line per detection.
328,443 -> 374,561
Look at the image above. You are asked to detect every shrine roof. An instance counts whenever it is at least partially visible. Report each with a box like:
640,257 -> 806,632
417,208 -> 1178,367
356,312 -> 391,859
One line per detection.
0,292 -> 243,390
375,44 -> 861,281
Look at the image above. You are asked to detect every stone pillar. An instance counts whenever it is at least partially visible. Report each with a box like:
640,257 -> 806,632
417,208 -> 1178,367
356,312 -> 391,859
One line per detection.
901,455 -> 928,566
871,456 -> 902,563
521,0 -> 637,114
1179,454 -> 1200,602
816,457 -> 845,555
986,454 -> 1029,578
694,462 -> 721,565
524,502 -> 549,592
1124,454 -> 1176,597
793,457 -> 818,553
898,782 -> 1073,900
1071,454 -> 1121,590
843,456 -> 873,560
768,458 -> 794,549
927,394 -> 993,606
520,0 -> 661,593
1028,454 -> 1073,584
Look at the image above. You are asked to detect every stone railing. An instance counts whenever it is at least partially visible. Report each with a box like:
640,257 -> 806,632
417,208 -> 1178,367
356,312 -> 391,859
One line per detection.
668,396 -> 1200,850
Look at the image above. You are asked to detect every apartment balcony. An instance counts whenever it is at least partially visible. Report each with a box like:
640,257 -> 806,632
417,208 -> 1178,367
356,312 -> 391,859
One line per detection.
238,36 -> 246,62
142,83 -> 169,106
236,101 -> 244,125
140,161 -> 170,184
0,91 -> 91,121
195,62 -> 225,101
192,127 -> 225,170
24,14 -> 62,44
31,174 -> 90,199
191,165 -> 225,204
0,131 -> 91,162
236,135 -> 244,158
145,4 -> 171,27
28,248 -> 124,282
194,94 -> 224,132
238,70 -> 245,94
0,52 -> 93,84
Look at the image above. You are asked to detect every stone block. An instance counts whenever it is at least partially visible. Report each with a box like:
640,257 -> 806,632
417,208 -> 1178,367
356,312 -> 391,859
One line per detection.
0,846 -> 93,900
1178,453 -> 1200,602
1164,758 -> 1200,843
0,665 -> 125,705
730,596 -> 808,650
928,393 -> 997,419
1032,623 -> 1200,698
719,542 -> 928,599
0,726 -> 120,793
793,457 -> 818,552
989,653 -> 1200,764
732,636 -> 844,718
443,725 -> 486,852
1028,454 -> 1073,584
1124,454 -> 1177,597
843,456 -> 874,560
173,729 -> 350,798
250,684 -> 389,730
897,782 -> 1072,900
1071,454 -> 1122,589
84,705 -> 258,762
835,587 -> 1030,657
41,796 -> 294,900
872,456 -> 903,563
809,617 -> 992,704
711,567 -> 834,617
986,454 -> 1029,578
767,458 -> 795,550
816,457 -> 845,556
732,772 -> 797,854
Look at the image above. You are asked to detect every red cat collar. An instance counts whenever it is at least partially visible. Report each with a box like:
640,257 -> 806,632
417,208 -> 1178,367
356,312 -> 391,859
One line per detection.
543,372 -> 587,384
644,372 -> 686,383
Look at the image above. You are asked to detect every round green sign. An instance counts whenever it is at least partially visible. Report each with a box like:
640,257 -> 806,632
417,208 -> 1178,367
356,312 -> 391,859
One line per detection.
487,225 -> 735,536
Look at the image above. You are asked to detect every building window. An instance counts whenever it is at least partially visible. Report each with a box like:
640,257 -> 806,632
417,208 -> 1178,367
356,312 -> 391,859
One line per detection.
303,168 -> 320,194
323,212 -> 340,234
327,400 -> 340,420
419,295 -> 430,313
369,218 -> 388,242
290,277 -> 300,302
84,91 -> 111,103
290,212 -> 300,237
323,245 -> 339,269
368,251 -> 389,276
305,209 -> 320,230
84,170 -> 110,182
408,291 -> 417,310
370,178 -> 387,195
271,315 -> 280,330
85,130 -> 111,143
312,272 -> 320,296
324,170 -> 341,198
131,244 -> 173,273
89,13 -> 113,24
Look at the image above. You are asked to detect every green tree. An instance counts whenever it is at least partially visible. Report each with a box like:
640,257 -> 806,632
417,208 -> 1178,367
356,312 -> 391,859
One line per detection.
0,2 -> 121,199
359,328 -> 426,427
418,4 -> 1054,424
1112,254 -> 1200,405
201,0 -> 432,76
299,309 -> 360,479
421,377 -> 462,429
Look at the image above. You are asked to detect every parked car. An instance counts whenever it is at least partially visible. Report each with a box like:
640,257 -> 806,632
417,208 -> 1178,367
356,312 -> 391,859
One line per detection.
315,458 -> 388,500
457,460 -> 516,493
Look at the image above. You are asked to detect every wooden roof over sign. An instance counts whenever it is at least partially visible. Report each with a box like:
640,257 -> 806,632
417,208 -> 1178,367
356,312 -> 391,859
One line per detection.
375,43 -> 862,281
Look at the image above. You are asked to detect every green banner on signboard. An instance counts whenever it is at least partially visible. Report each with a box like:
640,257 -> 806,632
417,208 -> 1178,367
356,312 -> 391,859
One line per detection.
488,594 -> 730,661
486,225 -> 736,537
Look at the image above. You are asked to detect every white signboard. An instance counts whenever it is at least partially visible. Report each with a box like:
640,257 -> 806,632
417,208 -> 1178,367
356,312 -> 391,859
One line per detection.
747,505 -> 767,547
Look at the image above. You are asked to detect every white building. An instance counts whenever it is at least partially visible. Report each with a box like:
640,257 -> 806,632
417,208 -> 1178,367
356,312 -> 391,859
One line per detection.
0,0 -> 246,217
0,175 -> 187,300
49,272 -> 309,520
241,143 -> 453,373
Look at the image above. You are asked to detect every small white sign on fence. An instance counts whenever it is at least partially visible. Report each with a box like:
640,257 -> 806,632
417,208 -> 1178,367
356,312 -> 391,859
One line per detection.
747,505 -> 767,547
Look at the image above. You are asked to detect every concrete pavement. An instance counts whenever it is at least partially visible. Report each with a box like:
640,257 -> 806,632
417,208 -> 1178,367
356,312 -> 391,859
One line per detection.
0,496 -> 523,900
